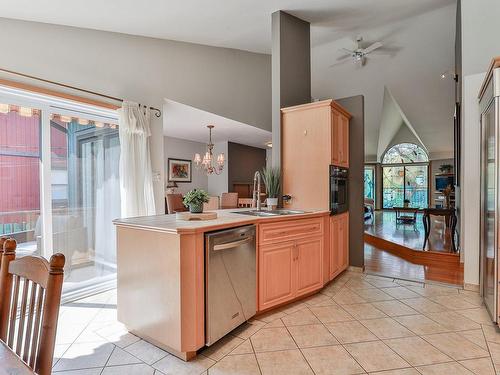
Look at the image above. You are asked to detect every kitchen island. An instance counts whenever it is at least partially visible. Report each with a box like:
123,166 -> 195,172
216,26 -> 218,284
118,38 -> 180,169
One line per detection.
113,208 -> 347,361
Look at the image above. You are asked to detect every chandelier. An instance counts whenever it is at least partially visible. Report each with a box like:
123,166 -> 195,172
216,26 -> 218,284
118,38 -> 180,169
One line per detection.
194,125 -> 225,175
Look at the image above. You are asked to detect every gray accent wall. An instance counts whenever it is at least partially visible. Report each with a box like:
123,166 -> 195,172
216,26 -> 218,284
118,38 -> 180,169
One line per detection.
271,11 -> 311,168
336,96 -> 365,269
227,142 -> 266,196
0,17 -> 271,214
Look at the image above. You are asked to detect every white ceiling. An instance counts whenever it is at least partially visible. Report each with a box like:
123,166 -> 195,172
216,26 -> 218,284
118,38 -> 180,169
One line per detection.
0,0 -> 455,53
163,99 -> 272,149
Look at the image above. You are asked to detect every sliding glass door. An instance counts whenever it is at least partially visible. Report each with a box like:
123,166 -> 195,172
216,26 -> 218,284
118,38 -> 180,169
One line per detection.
0,89 -> 120,300
382,165 -> 428,208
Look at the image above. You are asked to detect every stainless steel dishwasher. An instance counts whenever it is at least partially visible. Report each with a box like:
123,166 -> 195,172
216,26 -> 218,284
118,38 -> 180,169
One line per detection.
205,225 -> 256,345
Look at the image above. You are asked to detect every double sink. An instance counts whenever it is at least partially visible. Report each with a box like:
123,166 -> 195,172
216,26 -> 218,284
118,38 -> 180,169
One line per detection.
232,209 -> 307,217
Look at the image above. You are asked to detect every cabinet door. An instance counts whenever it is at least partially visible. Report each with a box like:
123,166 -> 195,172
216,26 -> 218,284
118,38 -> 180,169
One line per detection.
339,213 -> 349,271
340,115 -> 349,167
295,236 -> 323,297
331,111 -> 341,166
259,241 -> 295,310
329,216 -> 341,280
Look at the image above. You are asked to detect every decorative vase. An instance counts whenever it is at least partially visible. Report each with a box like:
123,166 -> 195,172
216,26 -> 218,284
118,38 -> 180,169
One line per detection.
266,197 -> 278,210
189,202 -> 203,214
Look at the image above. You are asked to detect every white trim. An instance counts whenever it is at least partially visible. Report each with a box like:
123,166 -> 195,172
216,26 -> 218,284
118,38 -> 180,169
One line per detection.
40,109 -> 53,259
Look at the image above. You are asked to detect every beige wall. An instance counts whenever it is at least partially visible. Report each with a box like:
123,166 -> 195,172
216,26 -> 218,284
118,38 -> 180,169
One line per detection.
0,17 -> 271,213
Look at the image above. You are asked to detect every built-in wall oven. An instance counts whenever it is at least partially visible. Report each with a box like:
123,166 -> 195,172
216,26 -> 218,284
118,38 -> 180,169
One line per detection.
330,165 -> 349,215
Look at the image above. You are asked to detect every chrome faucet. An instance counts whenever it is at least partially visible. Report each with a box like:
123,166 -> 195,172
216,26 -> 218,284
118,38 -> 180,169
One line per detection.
253,171 -> 262,211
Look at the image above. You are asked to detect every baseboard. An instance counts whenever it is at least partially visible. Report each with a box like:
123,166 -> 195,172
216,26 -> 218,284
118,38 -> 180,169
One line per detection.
464,283 -> 480,292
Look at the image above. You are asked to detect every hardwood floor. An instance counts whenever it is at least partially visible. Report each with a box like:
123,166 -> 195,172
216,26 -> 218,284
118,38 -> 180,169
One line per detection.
364,211 -> 463,285
364,244 -> 463,285
365,211 -> 455,253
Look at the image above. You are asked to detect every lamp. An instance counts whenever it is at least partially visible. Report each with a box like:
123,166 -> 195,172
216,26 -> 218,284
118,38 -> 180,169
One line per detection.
166,181 -> 178,194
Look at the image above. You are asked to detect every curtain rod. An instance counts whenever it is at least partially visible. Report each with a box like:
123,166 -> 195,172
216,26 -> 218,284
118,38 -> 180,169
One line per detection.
0,67 -> 162,118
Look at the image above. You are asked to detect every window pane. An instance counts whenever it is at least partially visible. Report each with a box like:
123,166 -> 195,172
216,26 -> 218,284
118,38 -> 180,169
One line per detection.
405,165 -> 428,208
382,143 -> 428,164
50,115 -> 120,294
383,166 -> 404,208
364,167 -> 375,200
0,104 -> 42,255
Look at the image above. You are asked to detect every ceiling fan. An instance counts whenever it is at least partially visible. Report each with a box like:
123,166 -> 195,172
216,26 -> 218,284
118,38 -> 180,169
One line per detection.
334,36 -> 383,67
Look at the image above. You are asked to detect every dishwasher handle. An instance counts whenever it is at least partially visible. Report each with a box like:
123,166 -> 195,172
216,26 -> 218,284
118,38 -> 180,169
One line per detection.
213,236 -> 254,251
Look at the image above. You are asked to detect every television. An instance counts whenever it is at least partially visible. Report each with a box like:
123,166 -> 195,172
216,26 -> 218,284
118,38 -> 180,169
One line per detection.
436,175 -> 454,191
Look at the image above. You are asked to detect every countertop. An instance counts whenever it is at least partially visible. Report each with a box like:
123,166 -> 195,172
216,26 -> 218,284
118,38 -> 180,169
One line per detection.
113,208 -> 329,234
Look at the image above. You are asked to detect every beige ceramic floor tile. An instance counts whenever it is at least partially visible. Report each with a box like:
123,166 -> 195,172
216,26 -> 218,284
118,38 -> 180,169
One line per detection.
416,361 -> 474,374
53,342 -> 115,372
365,276 -> 398,288
326,320 -> 377,344
424,311 -> 481,331
354,288 -> 395,302
344,340 -> 410,372
482,325 -> 500,344
459,357 -> 495,375
208,353 -> 261,375
302,345 -> 365,374
101,364 -> 155,375
256,349 -> 313,375
394,314 -> 450,335
457,307 -> 495,325
459,329 -> 488,350
124,339 -> 169,365
280,301 -> 308,315
287,324 -> 339,348
262,318 -> 284,328
302,293 -> 336,307
201,334 -> 244,361
384,336 -> 451,366
422,332 -> 490,360
309,304 -> 354,323
332,290 -> 368,305
342,303 -> 387,320
399,297 -> 448,314
487,341 -> 500,369
381,286 -> 421,299
371,300 -> 418,317
106,346 -> 142,366
231,319 -> 266,340
229,339 -> 254,355
406,284 -> 459,298
360,318 -> 414,340
345,278 -> 378,290
250,327 -> 297,352
281,308 -> 321,326
428,295 -> 477,310
256,308 -> 288,323
152,354 -> 215,375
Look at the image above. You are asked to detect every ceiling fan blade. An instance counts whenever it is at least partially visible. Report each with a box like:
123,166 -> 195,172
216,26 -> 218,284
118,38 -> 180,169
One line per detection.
362,42 -> 383,55
336,54 -> 352,62
329,59 -> 350,68
339,48 -> 354,55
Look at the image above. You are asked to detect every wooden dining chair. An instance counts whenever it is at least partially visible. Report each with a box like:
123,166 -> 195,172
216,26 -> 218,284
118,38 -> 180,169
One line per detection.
166,193 -> 188,214
237,198 -> 254,208
203,196 -> 219,211
221,192 -> 239,209
0,236 -> 8,270
0,238 -> 65,375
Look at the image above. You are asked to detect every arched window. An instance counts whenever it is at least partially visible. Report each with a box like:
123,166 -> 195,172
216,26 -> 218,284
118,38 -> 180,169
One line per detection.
381,143 -> 429,209
382,143 -> 428,164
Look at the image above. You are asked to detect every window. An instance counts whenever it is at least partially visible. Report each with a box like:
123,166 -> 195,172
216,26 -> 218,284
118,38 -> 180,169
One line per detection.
0,87 -> 119,301
382,143 -> 429,209
364,166 -> 375,201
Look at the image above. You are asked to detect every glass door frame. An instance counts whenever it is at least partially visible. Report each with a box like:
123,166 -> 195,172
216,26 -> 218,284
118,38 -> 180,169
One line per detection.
0,85 -> 118,301
381,162 -> 430,209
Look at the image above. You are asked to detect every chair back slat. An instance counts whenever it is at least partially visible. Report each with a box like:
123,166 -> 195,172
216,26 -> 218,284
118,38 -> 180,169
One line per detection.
29,285 -> 44,369
0,238 -> 65,375
7,274 -> 20,348
16,278 -> 30,355
22,281 -> 37,363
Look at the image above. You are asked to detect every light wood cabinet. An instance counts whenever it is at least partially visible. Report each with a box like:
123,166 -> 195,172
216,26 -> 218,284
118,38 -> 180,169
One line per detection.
281,100 -> 351,209
329,212 -> 349,280
258,218 -> 324,311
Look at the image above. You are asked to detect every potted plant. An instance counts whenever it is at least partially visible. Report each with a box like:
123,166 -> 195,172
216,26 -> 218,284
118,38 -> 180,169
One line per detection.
439,164 -> 453,174
403,199 -> 410,208
262,167 -> 281,210
183,188 -> 210,213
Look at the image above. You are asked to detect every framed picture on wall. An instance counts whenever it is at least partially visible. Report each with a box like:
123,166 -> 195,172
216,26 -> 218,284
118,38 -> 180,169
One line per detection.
168,158 -> 192,183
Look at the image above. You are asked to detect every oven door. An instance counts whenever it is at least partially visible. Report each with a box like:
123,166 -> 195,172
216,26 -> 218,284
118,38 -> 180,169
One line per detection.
331,177 -> 348,214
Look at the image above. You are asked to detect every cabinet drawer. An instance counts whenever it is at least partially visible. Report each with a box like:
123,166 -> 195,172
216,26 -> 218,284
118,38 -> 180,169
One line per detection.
259,218 -> 323,244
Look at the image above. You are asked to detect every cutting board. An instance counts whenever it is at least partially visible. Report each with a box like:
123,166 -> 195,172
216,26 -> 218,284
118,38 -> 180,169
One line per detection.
176,211 -> 218,221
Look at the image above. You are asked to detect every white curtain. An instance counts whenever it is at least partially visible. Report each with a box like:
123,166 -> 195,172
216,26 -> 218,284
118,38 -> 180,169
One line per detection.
118,101 -> 156,217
